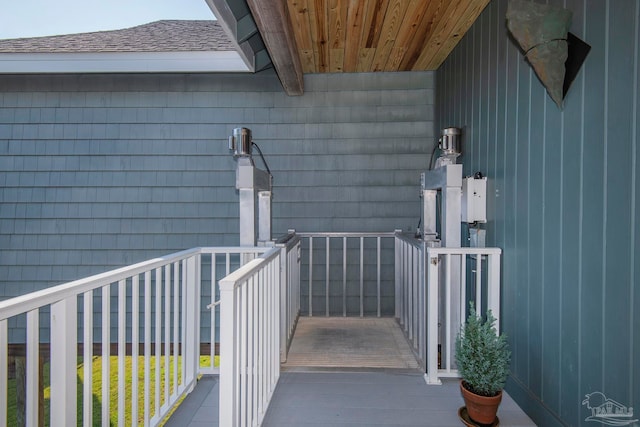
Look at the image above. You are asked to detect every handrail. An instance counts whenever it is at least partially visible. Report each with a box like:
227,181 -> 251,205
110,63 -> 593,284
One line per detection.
297,231 -> 396,238
218,247 -> 280,285
0,247 -> 200,320
274,230 -> 299,245
393,232 -> 423,247
426,247 -> 502,256
0,246 -> 271,321
207,300 -> 222,308
199,246 -> 270,254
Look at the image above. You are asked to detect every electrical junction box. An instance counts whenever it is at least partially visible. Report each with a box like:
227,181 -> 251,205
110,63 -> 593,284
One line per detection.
462,176 -> 487,223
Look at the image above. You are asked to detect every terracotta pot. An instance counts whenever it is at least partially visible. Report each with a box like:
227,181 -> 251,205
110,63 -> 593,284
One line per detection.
460,381 -> 502,425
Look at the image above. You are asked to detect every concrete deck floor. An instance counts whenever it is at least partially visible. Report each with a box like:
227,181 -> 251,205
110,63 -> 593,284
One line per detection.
164,317 -> 536,426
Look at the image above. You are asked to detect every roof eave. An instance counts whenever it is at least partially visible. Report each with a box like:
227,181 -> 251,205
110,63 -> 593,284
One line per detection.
205,0 -> 257,73
0,51 -> 250,73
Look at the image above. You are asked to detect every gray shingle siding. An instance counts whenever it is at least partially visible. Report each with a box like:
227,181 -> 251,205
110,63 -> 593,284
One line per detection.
0,70 -> 434,339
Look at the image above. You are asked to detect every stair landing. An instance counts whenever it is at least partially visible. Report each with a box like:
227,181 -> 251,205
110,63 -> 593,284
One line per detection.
282,317 -> 420,370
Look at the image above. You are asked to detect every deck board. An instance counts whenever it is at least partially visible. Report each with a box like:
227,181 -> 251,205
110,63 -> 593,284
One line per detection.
263,372 -> 536,426
165,372 -> 536,427
165,316 -> 536,426
163,376 -> 219,427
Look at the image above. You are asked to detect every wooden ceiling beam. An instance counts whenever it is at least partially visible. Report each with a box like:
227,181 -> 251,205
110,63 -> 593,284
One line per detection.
246,0 -> 305,95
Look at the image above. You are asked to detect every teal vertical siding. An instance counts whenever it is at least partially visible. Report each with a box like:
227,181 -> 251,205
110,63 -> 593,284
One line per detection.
437,0 -> 640,425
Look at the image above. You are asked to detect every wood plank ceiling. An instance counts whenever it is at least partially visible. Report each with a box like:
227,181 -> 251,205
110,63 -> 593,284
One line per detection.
286,0 -> 491,73
214,0 -> 491,94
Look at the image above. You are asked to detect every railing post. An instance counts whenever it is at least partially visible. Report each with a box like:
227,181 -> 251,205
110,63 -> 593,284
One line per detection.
50,297 -> 77,426
342,237 -> 347,317
487,253 -> 501,333
377,236 -> 381,317
394,235 -> 400,319
325,237 -> 330,317
0,320 -> 6,424
144,271 -> 152,425
279,244 -> 288,363
425,250 -> 441,385
24,310 -> 39,427
101,286 -> 110,427
359,237 -> 364,317
419,240 -> 426,366
82,290 -> 93,425
308,237 -> 313,316
294,241 -> 301,327
131,276 -> 139,425
219,278 -> 238,427
184,255 -> 199,392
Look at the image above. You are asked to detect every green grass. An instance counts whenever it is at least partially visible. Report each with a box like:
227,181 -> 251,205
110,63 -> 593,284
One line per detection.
7,355 -> 219,426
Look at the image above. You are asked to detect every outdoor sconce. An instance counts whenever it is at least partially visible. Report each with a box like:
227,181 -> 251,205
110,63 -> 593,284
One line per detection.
507,0 -> 591,108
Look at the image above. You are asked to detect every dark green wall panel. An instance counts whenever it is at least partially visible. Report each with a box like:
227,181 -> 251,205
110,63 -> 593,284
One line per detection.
559,3 -> 586,424
635,0 -> 640,415
437,0 -> 639,425
604,1 -> 635,404
580,0 -> 607,411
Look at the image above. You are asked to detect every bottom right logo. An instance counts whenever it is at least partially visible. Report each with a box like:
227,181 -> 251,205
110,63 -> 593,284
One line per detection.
582,391 -> 638,426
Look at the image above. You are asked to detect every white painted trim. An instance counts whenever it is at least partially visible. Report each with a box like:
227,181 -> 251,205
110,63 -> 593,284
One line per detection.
0,50 -> 250,73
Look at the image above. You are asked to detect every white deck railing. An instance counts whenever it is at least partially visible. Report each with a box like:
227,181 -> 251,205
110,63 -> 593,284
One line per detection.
199,247 -> 272,376
424,246 -> 502,385
0,229 -> 499,425
0,246 -> 269,427
296,231 -> 396,317
275,233 -> 302,362
216,234 -> 300,427
394,233 -> 428,367
394,234 -> 502,384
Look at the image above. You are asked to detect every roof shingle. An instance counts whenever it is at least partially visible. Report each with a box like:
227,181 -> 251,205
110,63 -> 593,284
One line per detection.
0,20 -> 234,53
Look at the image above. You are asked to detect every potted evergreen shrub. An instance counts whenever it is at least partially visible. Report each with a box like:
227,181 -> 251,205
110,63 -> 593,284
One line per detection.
455,302 -> 511,425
